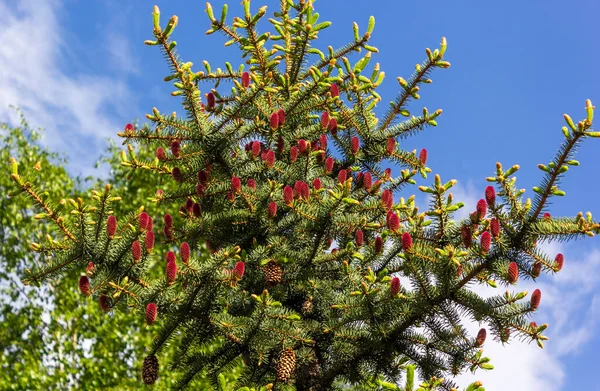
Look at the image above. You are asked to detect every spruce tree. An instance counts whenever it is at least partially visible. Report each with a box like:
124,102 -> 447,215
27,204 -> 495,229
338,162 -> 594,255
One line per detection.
9,1 -> 599,390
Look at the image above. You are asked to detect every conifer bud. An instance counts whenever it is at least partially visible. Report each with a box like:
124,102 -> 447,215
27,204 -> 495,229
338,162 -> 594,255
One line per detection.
402,232 -> 413,250
386,138 -> 395,155
79,275 -> 91,296
508,262 -> 519,284
355,229 -> 364,247
172,167 -> 183,182
313,178 -> 322,190
247,178 -> 257,190
337,169 -> 347,184
475,328 -> 486,346
206,92 -> 215,109
485,186 -> 496,206
241,71 -> 250,88
543,212 -> 551,219
107,215 -> 117,237
265,150 -> 275,167
99,294 -> 111,312
351,137 -> 360,155
461,225 -> 472,247
251,141 -> 261,157
270,112 -> 279,130
388,212 -> 400,232
531,262 -> 542,278
480,231 -> 491,253
145,231 -> 155,251
180,242 -> 190,264
419,148 -> 428,165
139,212 -> 150,230
390,277 -> 401,296
198,169 -> 209,184
156,147 -> 166,160
146,303 -> 157,325
278,108 -> 286,127
490,218 -> 500,238
330,83 -> 339,98
170,141 -> 181,157
234,261 -> 245,279
192,203 -> 201,217
320,112 -> 330,128
290,146 -> 299,163
132,240 -> 142,262
530,321 -> 538,329
375,236 -> 383,254
231,176 -> 241,193
164,214 -> 173,228
283,186 -> 294,205
381,190 -> 393,210
298,139 -> 308,154
476,199 -> 487,218
530,289 -> 541,310
325,157 -> 334,173
268,201 -> 278,217
277,136 -> 285,154
319,134 -> 328,149
166,260 -> 177,285
328,118 -> 338,135
125,123 -> 134,132
86,262 -> 96,277
363,172 -> 372,190
555,253 -> 564,271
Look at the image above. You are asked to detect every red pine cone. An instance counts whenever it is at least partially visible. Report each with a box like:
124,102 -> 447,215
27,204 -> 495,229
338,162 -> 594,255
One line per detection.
79,275 -> 91,296
313,178 -> 322,190
530,321 -> 538,329
198,169 -> 209,184
490,218 -> 500,238
192,203 -> 202,217
180,242 -> 190,264
270,112 -> 279,130
277,136 -> 285,154
234,261 -> 245,279
124,123 -> 134,132
419,148 -> 428,165
402,232 -> 413,250
375,236 -> 383,254
543,212 -> 552,219
290,146 -> 299,163
107,215 -> 117,237
251,141 -> 261,157
461,225 -> 472,247
508,262 -> 519,284
476,199 -> 487,218
293,181 -> 303,199
300,182 -> 309,200
475,328 -> 486,346
268,201 -> 278,217
485,186 -> 496,206
241,71 -> 250,88
351,137 -> 360,155
325,157 -> 334,173
328,118 -> 338,135
166,252 -> 176,265
555,253 -> 564,271
319,134 -> 328,149
265,150 -> 275,167
381,190 -> 393,210
390,277 -> 401,296
231,176 -> 241,193
185,198 -> 194,211
172,167 -> 183,182
298,139 -> 308,154
86,262 -> 96,277
170,141 -> 181,157
283,186 -> 294,205
245,178 -> 257,190
132,240 -> 142,262
145,231 -> 155,251
156,147 -> 166,160
146,303 -> 157,325
330,83 -> 339,97
139,212 -> 150,230
166,260 -> 177,285
480,231 -> 491,253
386,138 -> 395,155
355,229 -> 364,247
337,169 -> 347,184
206,92 -> 215,109
278,109 -> 286,126
362,172 -> 373,191
530,289 -> 541,310
146,216 -> 153,231
164,214 -> 173,228
320,112 -> 330,128
99,294 -> 111,312
388,212 -> 400,232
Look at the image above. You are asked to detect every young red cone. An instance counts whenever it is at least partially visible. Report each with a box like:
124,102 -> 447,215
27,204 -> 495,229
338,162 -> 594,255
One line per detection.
278,109 -> 286,126
246,178 -> 257,190
390,277 -> 401,296
180,242 -> 190,264
476,199 -> 487,218
270,112 -> 279,130
170,141 -> 181,157
330,83 -> 339,97
277,136 -> 285,154
419,148 -> 428,165
234,261 -> 245,279
124,123 -> 134,132
490,218 -> 500,238
530,289 -> 542,310
166,260 -> 177,285
485,186 -> 496,206
192,203 -> 201,217
231,176 -> 241,193
107,215 -> 117,237
386,138 -> 395,155
388,213 -> 400,232
290,146 -> 299,163
325,157 -> 334,173
381,190 -> 393,210
172,167 -> 183,182
461,225 -> 472,247
241,71 -> 250,88
283,186 -> 294,205
298,139 -> 308,154
375,236 -> 383,254
328,118 -> 338,135
402,232 -> 413,250
508,262 -> 519,284
320,112 -> 330,128
268,201 -> 278,217
164,214 -> 173,228
79,275 -> 91,296
251,141 -> 261,157
312,178 -> 322,190
355,229 -> 364,247
351,137 -> 360,155
132,240 -> 142,262
265,150 -> 275,167
363,172 -> 372,191
337,169 -> 347,184
531,262 -> 542,278
156,147 -> 166,160
206,92 -> 215,109
166,251 -> 176,264
555,253 -> 564,271
145,231 -> 155,251
139,212 -> 150,230
198,169 -> 209,184
86,262 -> 96,277
146,303 -> 157,325
319,134 -> 328,149
475,328 -> 486,346
543,212 -> 552,219
99,295 -> 111,312
480,231 -> 491,253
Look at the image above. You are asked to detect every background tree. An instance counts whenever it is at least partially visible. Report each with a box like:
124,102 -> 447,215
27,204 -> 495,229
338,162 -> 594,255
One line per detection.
7,1 -> 599,390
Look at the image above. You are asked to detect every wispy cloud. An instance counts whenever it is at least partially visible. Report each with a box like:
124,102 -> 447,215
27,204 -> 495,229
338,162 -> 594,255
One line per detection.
0,0 -> 138,176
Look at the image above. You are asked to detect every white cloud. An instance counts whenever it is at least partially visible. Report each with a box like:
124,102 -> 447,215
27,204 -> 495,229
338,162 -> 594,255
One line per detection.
0,0 -> 138,176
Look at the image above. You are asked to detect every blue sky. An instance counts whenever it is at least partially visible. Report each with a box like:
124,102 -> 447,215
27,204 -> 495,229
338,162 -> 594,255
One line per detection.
1,0 -> 598,389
